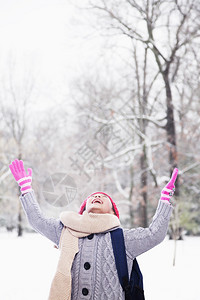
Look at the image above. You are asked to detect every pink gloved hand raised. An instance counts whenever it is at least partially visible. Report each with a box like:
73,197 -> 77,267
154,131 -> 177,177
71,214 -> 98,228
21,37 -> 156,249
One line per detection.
9,159 -> 33,194
160,168 -> 178,202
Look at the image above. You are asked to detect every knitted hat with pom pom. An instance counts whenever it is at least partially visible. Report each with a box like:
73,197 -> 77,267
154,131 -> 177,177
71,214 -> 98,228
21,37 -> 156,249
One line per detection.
78,192 -> 119,218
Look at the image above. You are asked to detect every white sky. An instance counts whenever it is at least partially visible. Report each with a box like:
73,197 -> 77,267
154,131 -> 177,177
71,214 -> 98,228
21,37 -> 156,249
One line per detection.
0,0 -> 103,110
0,1 -> 68,72
0,0 -> 138,121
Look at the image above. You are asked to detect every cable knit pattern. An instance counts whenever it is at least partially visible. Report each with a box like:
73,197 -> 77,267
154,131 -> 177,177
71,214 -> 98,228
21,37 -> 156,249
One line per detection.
19,190 -> 173,300
94,235 -> 103,299
100,232 -> 123,300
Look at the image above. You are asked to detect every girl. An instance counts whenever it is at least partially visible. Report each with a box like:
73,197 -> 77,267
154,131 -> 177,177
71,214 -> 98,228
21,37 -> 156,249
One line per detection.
9,159 -> 178,300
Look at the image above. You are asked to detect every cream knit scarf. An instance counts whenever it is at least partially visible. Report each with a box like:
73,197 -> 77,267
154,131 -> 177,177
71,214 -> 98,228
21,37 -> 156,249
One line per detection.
48,210 -> 121,300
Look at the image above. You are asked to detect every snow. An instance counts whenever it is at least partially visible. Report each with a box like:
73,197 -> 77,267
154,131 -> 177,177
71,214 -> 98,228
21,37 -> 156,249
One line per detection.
138,236 -> 200,300
0,231 -> 200,300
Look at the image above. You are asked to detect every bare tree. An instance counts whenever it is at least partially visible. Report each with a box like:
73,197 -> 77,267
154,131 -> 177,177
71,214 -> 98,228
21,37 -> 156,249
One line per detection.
87,0 -> 199,169
0,58 -> 36,236
70,57 -> 166,227
71,0 -> 200,231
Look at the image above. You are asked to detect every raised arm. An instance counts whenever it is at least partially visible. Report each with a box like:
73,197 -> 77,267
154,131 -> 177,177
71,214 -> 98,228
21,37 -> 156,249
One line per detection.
124,168 -> 178,259
9,159 -> 63,247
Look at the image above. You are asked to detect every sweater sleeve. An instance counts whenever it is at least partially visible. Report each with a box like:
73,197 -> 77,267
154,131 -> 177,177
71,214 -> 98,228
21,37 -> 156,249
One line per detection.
19,190 -> 64,248
124,201 -> 173,259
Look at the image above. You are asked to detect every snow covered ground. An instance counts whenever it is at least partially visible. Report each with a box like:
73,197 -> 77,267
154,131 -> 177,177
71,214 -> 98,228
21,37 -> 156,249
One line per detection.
0,230 -> 200,300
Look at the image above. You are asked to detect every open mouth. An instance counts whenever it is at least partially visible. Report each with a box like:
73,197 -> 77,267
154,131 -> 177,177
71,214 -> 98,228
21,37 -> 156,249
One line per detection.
92,199 -> 103,204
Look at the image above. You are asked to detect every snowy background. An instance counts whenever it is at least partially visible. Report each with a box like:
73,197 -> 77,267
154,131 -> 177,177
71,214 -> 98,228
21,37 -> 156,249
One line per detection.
0,230 -> 200,300
1,1 -> 200,299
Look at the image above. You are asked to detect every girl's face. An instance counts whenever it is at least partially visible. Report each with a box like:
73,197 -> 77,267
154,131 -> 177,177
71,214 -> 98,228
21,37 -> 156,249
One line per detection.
85,193 -> 115,215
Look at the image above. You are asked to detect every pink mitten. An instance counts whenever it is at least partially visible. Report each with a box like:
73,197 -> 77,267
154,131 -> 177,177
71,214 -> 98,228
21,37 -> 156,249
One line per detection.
160,168 -> 178,202
9,159 -> 32,194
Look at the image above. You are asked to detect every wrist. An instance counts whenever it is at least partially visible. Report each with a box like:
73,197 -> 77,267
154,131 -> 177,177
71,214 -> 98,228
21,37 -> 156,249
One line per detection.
17,176 -> 32,193
160,199 -> 170,204
21,187 -> 33,195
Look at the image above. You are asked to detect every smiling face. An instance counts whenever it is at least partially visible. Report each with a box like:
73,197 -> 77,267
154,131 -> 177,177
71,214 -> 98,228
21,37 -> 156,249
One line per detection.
85,193 -> 115,215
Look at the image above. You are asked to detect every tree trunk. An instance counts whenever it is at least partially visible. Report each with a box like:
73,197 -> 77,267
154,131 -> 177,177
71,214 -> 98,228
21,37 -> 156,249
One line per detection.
163,71 -> 182,241
128,165 -> 135,228
139,144 -> 148,227
163,71 -> 178,171
163,71 -> 179,191
17,151 -> 23,237
17,198 -> 23,237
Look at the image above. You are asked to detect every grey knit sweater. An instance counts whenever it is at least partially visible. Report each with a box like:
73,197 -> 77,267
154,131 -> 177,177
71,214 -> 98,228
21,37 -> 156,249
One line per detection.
20,191 -> 173,300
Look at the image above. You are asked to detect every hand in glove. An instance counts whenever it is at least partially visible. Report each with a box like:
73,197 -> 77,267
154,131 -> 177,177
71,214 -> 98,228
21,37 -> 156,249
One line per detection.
9,159 -> 32,194
160,168 -> 178,203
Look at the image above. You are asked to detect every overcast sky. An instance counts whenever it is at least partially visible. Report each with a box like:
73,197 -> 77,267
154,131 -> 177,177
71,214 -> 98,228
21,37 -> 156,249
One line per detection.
0,0 -> 105,111
0,1 -> 67,76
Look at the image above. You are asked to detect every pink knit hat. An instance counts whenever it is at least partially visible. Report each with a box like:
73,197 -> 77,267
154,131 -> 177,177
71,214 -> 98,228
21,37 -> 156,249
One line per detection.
78,192 -> 119,218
